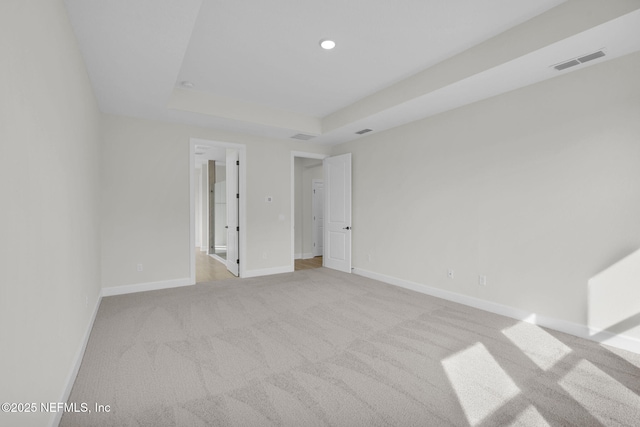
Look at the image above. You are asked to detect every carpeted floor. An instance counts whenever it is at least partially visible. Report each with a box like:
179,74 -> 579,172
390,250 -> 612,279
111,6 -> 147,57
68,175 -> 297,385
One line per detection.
61,268 -> 640,426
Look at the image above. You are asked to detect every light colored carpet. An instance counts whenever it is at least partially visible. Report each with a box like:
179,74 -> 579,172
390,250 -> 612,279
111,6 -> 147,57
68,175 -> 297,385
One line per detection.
61,268 -> 640,426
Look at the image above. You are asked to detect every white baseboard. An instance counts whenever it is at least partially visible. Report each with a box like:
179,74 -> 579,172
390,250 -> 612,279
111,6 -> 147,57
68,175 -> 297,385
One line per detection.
208,253 -> 226,265
243,265 -> 293,278
102,278 -> 192,297
294,253 -> 315,260
49,291 -> 102,427
352,267 -> 640,355
584,326 -> 640,354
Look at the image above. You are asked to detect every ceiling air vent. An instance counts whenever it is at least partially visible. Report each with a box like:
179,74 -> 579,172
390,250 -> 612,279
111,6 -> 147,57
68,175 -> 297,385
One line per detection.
290,133 -> 315,141
553,50 -> 605,71
578,50 -> 605,63
554,59 -> 580,71
355,128 -> 372,135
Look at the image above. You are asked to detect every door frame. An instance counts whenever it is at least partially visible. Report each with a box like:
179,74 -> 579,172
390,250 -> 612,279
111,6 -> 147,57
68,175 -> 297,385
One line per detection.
190,138 -> 247,283
290,151 -> 328,271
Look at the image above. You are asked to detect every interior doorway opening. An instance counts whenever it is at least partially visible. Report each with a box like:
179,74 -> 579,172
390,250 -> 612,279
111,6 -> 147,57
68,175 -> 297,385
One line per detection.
190,138 -> 246,283
210,162 -> 228,261
291,152 -> 328,271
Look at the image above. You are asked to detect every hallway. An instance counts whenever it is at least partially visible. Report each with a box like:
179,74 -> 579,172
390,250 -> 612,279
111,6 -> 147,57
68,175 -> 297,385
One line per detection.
195,249 -> 236,282
294,256 -> 323,271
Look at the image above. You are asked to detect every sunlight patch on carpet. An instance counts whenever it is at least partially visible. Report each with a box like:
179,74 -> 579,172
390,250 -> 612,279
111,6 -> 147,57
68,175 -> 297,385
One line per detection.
559,359 -> 640,426
502,321 -> 572,370
442,342 -> 520,425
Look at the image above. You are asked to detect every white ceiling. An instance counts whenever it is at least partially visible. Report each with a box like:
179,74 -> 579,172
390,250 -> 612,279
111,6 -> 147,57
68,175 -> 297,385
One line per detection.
178,0 -> 564,117
64,0 -> 640,145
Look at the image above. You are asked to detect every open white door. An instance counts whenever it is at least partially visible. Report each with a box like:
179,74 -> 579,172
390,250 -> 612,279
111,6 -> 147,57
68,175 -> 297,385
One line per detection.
323,153 -> 351,273
226,150 -> 239,276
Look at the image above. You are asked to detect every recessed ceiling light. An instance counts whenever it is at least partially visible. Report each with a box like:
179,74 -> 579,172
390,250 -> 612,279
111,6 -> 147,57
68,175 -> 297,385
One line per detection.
181,80 -> 194,89
319,39 -> 336,50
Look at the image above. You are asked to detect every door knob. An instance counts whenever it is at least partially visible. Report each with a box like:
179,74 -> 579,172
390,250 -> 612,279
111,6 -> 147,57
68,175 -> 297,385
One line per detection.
343,226 -> 351,230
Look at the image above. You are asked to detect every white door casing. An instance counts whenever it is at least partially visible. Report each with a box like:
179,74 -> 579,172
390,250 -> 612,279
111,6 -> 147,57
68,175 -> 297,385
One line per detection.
323,153 -> 351,273
226,150 -> 239,276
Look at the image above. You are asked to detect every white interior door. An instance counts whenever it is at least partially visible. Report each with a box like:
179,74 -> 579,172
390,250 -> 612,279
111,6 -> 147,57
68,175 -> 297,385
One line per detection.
312,180 -> 324,257
226,150 -> 239,276
323,153 -> 351,273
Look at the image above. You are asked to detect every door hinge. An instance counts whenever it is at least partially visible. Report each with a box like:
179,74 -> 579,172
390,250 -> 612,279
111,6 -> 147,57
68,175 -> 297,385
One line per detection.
236,160 -> 239,166
236,259 -> 239,264
236,226 -> 239,231
236,193 -> 239,198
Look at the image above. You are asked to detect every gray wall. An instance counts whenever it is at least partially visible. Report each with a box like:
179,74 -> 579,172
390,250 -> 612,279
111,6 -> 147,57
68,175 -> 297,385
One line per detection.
0,1 -> 103,426
333,52 -> 640,339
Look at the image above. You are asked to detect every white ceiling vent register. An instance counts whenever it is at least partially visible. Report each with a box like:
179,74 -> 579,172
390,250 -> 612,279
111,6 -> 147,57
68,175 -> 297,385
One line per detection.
290,133 -> 315,140
553,49 -> 606,71
355,129 -> 373,135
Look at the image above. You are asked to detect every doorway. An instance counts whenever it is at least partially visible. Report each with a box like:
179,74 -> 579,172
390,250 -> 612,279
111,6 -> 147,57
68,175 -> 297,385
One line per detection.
291,151 -> 328,271
190,138 -> 246,283
198,159 -> 227,261
312,179 -> 324,257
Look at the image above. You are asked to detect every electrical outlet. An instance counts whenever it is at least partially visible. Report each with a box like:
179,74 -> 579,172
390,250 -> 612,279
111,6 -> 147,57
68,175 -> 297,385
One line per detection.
479,275 -> 487,286
137,263 -> 143,272
447,269 -> 454,279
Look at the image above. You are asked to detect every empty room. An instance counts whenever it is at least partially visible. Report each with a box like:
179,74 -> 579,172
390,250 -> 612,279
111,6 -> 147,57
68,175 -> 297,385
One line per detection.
2,0 -> 640,426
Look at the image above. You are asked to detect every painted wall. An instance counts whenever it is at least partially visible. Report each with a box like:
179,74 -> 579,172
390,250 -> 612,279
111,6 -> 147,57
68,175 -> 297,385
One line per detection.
333,52 -> 640,341
589,248 -> 640,340
0,1 -> 102,426
100,114 -> 331,288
